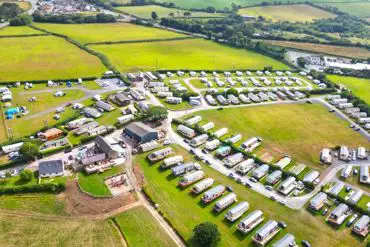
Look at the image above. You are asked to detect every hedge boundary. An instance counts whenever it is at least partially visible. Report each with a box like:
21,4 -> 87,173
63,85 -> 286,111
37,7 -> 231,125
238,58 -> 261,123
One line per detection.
85,36 -> 197,46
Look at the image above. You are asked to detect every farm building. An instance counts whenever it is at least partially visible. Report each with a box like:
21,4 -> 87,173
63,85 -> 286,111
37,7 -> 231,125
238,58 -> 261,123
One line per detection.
123,122 -> 159,143
1,142 -> 23,154
252,220 -> 280,246
272,233 -> 296,247
309,192 -> 327,211
95,136 -> 126,159
39,128 -> 64,141
237,210 -> 264,234
38,159 -> 64,178
328,203 -> 349,225
352,215 -> 369,237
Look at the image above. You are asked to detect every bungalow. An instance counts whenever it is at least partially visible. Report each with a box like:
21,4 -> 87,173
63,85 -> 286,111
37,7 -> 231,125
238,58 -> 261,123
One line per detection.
38,159 -> 64,178
39,128 -> 64,141
42,137 -> 69,150
95,136 -> 126,159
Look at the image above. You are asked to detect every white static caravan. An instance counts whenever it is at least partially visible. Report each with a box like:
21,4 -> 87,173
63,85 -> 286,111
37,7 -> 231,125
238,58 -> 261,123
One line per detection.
148,147 -> 174,161
339,146 -> 350,161
225,201 -> 249,222
341,165 -> 352,179
252,220 -> 280,246
216,146 -> 232,157
226,134 -> 242,144
309,192 -> 327,211
202,185 -> 226,203
200,71 -> 207,77
117,114 -> 135,124
139,141 -> 159,152
328,182 -> 344,196
241,137 -> 262,153
2,142 -> 24,154
192,178 -> 215,194
166,97 -> 182,104
213,193 -> 237,212
201,122 -> 215,132
328,203 -> 349,225
190,134 -> 209,147
228,94 -> 239,104
213,128 -> 228,138
289,163 -> 306,176
205,139 -> 221,150
236,159 -> 255,175
266,170 -> 283,185
172,162 -> 199,177
338,103 -> 353,109
274,157 -> 291,169
224,153 -> 244,168
252,164 -> 270,180
320,148 -> 332,165
303,170 -> 320,183
237,210 -> 264,234
216,95 -> 228,105
248,93 -> 260,102
276,91 -> 287,100
149,81 -> 164,88
205,95 -> 217,106
278,176 -> 296,195
189,71 -> 197,77
331,98 -> 348,105
177,125 -> 196,138
348,190 -> 363,204
161,155 -> 184,169
258,92 -> 269,101
185,116 -> 202,125
352,215 -> 370,237
360,165 -> 369,184
267,92 -> 278,101
239,94 -> 251,104
179,170 -> 205,187
157,92 -> 173,98
327,94 -> 341,100
359,117 -> 370,124
357,147 -> 367,159
272,233 -> 296,247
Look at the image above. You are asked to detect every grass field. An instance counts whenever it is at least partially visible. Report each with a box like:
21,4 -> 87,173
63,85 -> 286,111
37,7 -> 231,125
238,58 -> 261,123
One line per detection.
0,36 -> 106,82
135,144 -> 365,246
78,166 -> 124,196
116,5 -> 224,19
0,0 -> 31,10
238,4 -> 335,22
114,206 -> 176,247
262,40 -> 370,59
318,2 -> 370,18
92,39 -> 289,72
188,104 -> 369,171
0,26 -> 44,36
327,75 -> 370,105
34,23 -> 188,44
0,215 -> 122,246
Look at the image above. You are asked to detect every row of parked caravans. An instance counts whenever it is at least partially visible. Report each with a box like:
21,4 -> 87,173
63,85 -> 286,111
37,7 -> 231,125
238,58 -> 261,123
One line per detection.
328,95 -> 368,126
201,76 -> 302,88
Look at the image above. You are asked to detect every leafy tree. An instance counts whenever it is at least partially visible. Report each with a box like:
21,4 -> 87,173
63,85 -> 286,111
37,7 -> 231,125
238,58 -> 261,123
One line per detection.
169,12 -> 174,18
19,142 -> 40,160
226,88 -> 238,96
9,14 -> 32,26
20,169 -> 33,182
183,11 -> 191,18
0,3 -> 23,20
144,106 -> 168,121
151,11 -> 158,20
193,222 -> 221,247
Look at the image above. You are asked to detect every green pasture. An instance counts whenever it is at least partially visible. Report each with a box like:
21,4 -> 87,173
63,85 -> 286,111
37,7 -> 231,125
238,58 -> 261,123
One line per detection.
0,26 -> 44,36
318,2 -> 370,18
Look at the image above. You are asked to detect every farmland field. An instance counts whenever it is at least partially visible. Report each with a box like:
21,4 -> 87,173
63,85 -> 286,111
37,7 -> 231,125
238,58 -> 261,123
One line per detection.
261,40 -> 370,59
0,0 -> 31,10
0,36 -> 106,82
91,39 -> 290,72
135,144 -> 365,247
34,23 -> 188,44
0,26 -> 44,36
0,215 -> 122,246
114,206 -> 176,247
238,4 -> 335,22
318,2 -> 370,18
116,5 -> 224,19
189,104 -> 369,171
327,75 -> 370,105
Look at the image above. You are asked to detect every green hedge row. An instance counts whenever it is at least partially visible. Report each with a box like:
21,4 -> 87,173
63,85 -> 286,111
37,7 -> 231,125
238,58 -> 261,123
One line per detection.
0,76 -> 98,85
0,34 -> 49,39
0,183 -> 65,195
85,36 -> 197,46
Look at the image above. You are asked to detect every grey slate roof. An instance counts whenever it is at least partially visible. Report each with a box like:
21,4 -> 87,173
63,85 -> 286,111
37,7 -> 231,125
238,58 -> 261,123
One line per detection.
39,160 -> 63,176
124,122 -> 157,138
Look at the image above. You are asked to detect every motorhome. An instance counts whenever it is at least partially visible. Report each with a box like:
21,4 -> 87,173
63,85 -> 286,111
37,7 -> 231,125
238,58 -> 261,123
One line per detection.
201,185 -> 226,203
225,201 -> 249,222
161,155 -> 184,169
213,193 -> 237,212
179,170 -> 205,187
236,159 -> 255,175
191,178 -> 215,194
224,153 -> 244,168
237,210 -> 264,234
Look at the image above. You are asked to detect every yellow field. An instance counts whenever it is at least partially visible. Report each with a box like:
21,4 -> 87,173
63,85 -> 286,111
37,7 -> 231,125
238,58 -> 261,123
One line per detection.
0,26 -> 44,36
238,4 -> 335,22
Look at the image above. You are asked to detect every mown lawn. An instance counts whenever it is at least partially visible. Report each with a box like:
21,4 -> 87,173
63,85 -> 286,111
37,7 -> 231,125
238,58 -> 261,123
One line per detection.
135,144 -> 365,246
327,75 -> 370,105
78,165 -> 124,196
238,4 -> 335,22
0,215 -> 122,247
0,36 -> 106,82
34,23 -> 188,44
187,104 -> 369,171
116,5 -> 224,19
114,206 -> 176,247
0,26 -> 44,36
91,39 -> 289,72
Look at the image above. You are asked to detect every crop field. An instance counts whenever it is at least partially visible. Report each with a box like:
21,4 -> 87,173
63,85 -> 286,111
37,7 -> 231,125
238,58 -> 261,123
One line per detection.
114,206 -> 176,247
0,26 -> 45,36
0,215 -> 122,247
0,36 -> 106,82
238,4 -> 335,22
190,104 -> 369,171
135,144 -> 364,247
34,23 -> 188,44
318,2 -> 370,18
262,40 -> 370,59
92,39 -> 289,72
116,5 -> 224,19
328,75 -> 370,105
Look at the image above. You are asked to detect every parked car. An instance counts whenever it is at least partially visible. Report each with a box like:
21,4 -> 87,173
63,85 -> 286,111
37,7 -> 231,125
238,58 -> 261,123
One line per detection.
321,208 -> 329,216
302,240 -> 311,247
270,196 -> 277,201
249,177 -> 257,183
346,214 -> 358,227
245,182 -> 252,188
265,185 -> 273,191
278,221 -> 287,228
226,185 -> 233,192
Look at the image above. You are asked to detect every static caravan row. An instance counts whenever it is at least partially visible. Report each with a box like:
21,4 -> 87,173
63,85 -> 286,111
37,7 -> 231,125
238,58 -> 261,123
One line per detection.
179,170 -> 205,187
192,178 -> 215,194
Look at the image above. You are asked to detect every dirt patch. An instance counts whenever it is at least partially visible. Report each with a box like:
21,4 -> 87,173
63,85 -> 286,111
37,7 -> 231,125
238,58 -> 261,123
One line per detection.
260,152 -> 275,163
63,179 -> 136,216
133,163 -> 145,187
